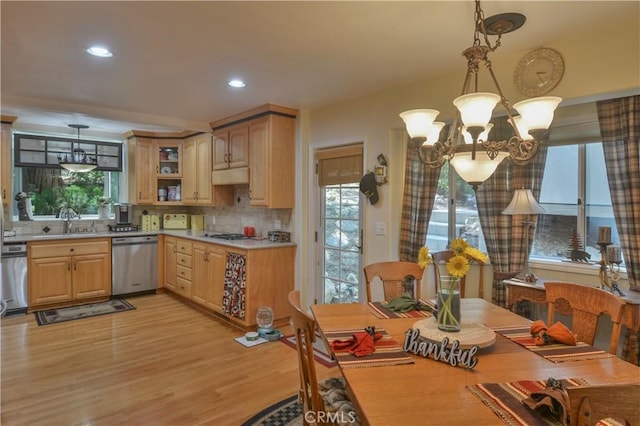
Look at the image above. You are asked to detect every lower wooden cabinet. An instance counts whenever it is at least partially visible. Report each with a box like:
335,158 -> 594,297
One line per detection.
164,237 -> 177,291
164,236 -> 295,328
28,238 -> 111,308
192,242 -> 226,312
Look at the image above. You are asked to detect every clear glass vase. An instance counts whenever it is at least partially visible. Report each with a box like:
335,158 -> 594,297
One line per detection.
436,276 -> 461,332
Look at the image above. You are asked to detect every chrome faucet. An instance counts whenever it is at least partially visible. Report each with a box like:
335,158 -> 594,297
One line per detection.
60,206 -> 79,234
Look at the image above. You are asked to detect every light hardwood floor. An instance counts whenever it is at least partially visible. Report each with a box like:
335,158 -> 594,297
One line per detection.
1,293 -> 336,425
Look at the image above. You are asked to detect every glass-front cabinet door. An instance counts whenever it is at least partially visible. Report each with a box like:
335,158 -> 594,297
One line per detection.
156,140 -> 182,203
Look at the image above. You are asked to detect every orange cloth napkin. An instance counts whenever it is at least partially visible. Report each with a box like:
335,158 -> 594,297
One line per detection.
330,331 -> 383,357
529,320 -> 577,346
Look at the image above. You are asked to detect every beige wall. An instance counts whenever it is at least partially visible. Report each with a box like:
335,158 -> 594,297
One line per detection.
296,21 -> 639,304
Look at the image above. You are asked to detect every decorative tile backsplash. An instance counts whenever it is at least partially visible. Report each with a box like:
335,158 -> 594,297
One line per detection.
4,186 -> 294,238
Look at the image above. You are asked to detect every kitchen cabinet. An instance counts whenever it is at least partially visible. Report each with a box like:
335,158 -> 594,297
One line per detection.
155,140 -> 183,205
1,116 -> 17,207
213,124 -> 249,170
221,245 -> 296,327
164,236 -> 177,292
127,134 -> 156,204
162,236 -> 295,329
192,242 -> 226,312
182,133 -> 212,205
175,238 -> 192,298
248,113 -> 296,208
28,238 -> 111,308
210,104 -> 297,208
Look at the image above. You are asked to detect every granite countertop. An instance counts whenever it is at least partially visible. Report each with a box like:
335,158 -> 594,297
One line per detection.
5,229 -> 295,250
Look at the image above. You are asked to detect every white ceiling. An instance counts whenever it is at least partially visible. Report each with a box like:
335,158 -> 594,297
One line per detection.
1,1 -> 638,138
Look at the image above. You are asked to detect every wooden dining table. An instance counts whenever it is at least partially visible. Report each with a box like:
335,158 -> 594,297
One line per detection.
311,298 -> 640,426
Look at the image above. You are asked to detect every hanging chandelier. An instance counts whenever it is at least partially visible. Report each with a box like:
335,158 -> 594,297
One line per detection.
400,0 -> 561,189
58,124 -> 98,172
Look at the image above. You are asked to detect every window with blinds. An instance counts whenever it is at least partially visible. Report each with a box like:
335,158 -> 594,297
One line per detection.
316,144 -> 363,186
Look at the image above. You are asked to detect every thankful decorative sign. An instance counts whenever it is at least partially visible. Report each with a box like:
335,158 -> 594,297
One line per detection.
403,328 -> 479,369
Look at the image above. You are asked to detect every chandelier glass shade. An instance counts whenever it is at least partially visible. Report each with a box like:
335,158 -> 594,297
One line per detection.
400,0 -> 562,189
58,124 -> 97,172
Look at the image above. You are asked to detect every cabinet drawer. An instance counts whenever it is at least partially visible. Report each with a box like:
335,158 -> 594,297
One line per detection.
177,265 -> 192,281
176,277 -> 192,297
30,239 -> 109,259
177,253 -> 192,267
177,240 -> 192,254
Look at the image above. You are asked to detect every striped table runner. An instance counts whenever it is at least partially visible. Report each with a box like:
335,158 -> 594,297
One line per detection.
367,299 -> 436,319
466,378 -> 589,426
324,328 -> 414,369
494,326 -> 615,363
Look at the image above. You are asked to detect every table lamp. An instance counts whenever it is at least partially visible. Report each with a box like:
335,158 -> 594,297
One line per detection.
502,189 -> 545,282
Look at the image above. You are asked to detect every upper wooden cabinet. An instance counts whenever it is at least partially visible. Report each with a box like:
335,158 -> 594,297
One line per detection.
1,116 -> 17,208
183,133 -> 213,205
213,124 -> 249,170
210,104 -> 298,208
127,136 -> 156,204
126,130 -> 232,206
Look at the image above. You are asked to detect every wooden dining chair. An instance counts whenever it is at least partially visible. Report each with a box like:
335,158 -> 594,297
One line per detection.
544,281 -> 626,354
287,291 -> 359,425
364,261 -> 424,302
566,383 -> 640,426
288,290 -> 325,422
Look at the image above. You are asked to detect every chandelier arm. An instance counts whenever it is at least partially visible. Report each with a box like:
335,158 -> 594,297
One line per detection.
506,135 -> 541,165
481,139 -> 508,160
417,144 -> 448,169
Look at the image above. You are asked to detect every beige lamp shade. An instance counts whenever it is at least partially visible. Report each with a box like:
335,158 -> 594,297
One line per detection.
399,109 -> 440,139
423,121 -> 446,146
462,123 -> 493,144
453,92 -> 500,128
502,189 -> 546,215
508,115 -> 533,141
449,151 -> 509,187
513,96 -> 562,130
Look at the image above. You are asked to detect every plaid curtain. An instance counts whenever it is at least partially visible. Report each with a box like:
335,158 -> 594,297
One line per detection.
476,116 -> 548,310
596,94 -> 640,365
399,138 -> 441,262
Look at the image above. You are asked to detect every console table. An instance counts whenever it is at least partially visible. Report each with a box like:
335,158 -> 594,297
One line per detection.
504,278 -> 640,365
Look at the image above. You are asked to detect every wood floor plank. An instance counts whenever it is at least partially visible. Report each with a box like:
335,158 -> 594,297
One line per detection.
1,293 -> 335,425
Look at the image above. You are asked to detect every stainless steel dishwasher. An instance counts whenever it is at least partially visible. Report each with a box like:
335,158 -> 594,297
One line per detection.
1,242 -> 28,316
112,235 -> 158,296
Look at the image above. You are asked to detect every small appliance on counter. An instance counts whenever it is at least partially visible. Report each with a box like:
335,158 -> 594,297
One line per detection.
114,203 -> 134,225
163,214 -> 190,229
141,214 -> 161,231
109,224 -> 140,233
190,215 -> 204,231
267,231 -> 291,242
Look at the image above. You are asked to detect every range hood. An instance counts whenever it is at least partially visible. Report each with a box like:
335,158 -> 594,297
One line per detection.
212,167 -> 249,185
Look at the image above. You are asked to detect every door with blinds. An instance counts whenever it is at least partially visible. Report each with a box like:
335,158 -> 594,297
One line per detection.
315,144 -> 364,304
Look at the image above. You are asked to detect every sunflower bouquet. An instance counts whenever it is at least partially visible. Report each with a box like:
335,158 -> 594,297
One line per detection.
418,238 -> 488,331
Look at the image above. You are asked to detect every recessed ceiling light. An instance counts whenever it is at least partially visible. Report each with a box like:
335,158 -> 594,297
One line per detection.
228,79 -> 246,88
86,46 -> 113,58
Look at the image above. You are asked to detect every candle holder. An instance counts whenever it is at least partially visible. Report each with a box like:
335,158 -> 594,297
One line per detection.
597,242 -> 625,296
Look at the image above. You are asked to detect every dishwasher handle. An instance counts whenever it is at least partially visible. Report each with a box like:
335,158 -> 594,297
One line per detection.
112,236 -> 159,246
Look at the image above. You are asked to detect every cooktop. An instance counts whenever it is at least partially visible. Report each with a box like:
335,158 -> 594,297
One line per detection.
205,233 -> 249,240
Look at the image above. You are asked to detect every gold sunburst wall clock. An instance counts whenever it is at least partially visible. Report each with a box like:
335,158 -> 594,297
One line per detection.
514,47 -> 565,97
